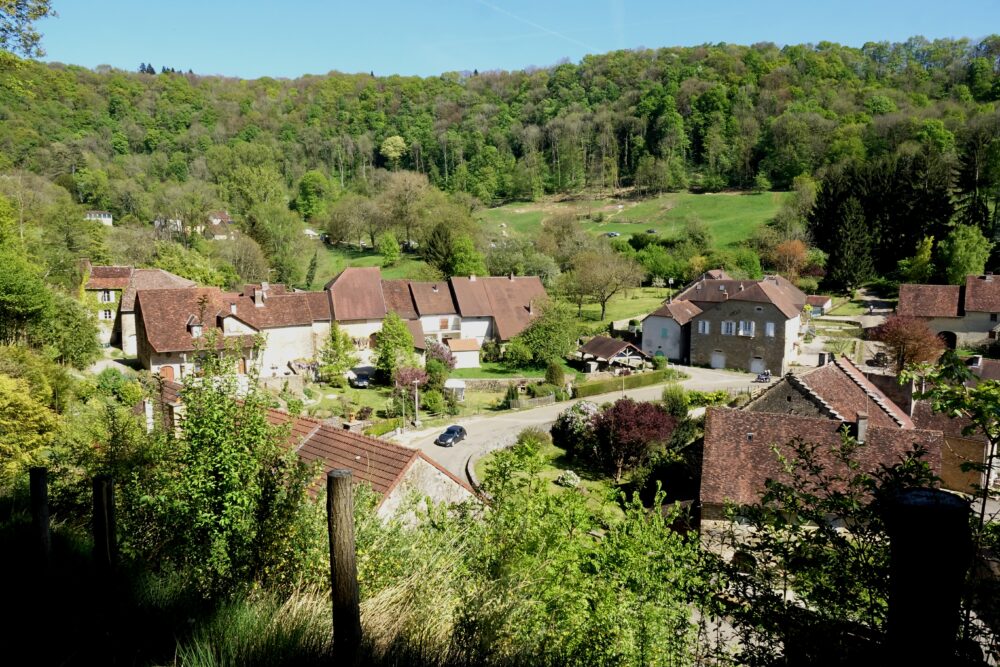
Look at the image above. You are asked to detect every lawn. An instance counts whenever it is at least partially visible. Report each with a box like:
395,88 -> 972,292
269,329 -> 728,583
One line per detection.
301,381 -> 505,422
474,440 -> 624,520
303,242 -> 431,289
477,190 -> 790,250
825,298 -> 869,316
450,358 -> 581,381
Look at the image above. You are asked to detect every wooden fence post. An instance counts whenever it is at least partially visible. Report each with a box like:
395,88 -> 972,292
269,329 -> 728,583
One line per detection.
327,469 -> 361,664
92,475 -> 118,574
29,467 -> 50,565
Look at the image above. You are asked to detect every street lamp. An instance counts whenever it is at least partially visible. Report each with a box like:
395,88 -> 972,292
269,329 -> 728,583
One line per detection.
668,277 -> 675,303
413,380 -> 420,427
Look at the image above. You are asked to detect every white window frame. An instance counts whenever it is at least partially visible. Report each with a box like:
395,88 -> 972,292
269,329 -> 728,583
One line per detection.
102,309 -> 113,320
722,321 -> 736,336
765,322 -> 776,337
697,320 -> 710,335
738,320 -> 755,337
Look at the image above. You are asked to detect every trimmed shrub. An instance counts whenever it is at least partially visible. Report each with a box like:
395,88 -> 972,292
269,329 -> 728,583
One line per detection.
651,355 -> 667,370
661,384 -> 689,419
686,389 -> 730,407
544,361 -> 565,387
574,368 -> 688,398
527,382 -> 558,398
421,389 -> 445,414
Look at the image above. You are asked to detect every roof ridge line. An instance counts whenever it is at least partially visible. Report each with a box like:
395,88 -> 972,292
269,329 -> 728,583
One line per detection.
832,356 -> 906,427
788,372 -> 846,421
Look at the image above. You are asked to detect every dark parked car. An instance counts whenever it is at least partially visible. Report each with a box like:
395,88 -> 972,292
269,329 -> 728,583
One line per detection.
435,425 -> 467,447
870,352 -> 889,368
605,231 -> 621,238
646,228 -> 658,234
349,374 -> 370,389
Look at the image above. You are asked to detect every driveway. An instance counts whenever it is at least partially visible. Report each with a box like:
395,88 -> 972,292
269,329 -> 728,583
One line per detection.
391,365 -> 757,481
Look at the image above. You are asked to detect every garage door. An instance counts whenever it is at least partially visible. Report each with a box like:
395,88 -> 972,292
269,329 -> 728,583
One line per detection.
710,351 -> 726,369
750,356 -> 766,374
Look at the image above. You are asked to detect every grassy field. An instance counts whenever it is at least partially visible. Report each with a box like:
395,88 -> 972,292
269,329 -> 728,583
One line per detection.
477,190 -> 790,250
474,440 -> 624,519
304,241 -> 430,289
576,286 -> 669,323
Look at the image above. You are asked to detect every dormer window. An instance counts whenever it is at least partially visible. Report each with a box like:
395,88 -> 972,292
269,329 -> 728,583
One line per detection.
191,324 -> 202,338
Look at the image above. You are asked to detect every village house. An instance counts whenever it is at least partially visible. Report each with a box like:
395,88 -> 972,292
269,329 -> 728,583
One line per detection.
642,271 -> 806,374
576,335 -> 648,372
84,210 -> 113,226
699,354 -> 986,545
152,380 -> 475,518
897,273 -> 1000,348
206,210 -> 235,240
133,267 -> 547,379
82,263 -> 195,352
805,294 -> 833,316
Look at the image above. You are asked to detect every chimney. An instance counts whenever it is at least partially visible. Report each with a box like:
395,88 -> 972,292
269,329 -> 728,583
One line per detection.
970,355 -> 983,369
509,271 -> 515,281
432,284 -> 439,293
230,302 -> 237,315
261,281 -> 269,290
985,272 -> 993,282
817,352 -> 827,367
469,274 -> 476,282
254,289 -> 264,308
856,412 -> 869,444
528,299 -> 534,315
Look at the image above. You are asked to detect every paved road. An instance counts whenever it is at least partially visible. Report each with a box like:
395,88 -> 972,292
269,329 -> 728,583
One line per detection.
391,365 -> 758,480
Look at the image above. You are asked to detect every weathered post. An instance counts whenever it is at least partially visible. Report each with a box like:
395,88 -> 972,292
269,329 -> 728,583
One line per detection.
29,467 -> 51,565
883,488 -> 971,664
327,469 -> 361,665
92,474 -> 118,574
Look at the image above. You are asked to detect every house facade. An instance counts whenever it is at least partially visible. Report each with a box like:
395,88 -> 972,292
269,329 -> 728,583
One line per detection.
84,210 -> 113,226
646,272 -> 806,374
83,264 -> 133,345
898,274 -> 1000,348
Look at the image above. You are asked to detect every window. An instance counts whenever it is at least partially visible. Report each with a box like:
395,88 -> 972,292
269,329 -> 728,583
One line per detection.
697,320 -> 710,335
722,321 -> 736,336
765,322 -> 776,337
755,306 -> 763,312
660,327 -> 669,338
992,313 -> 998,322
100,290 -> 113,303
102,309 -> 112,320
738,320 -> 755,336
438,317 -> 450,331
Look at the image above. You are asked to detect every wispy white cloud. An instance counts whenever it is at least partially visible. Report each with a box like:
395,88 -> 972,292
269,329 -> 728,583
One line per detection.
473,0 -> 598,51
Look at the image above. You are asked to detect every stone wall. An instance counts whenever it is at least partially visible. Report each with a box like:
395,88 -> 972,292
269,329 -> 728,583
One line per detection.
744,380 -> 826,418
378,456 -> 475,519
690,301 -> 791,374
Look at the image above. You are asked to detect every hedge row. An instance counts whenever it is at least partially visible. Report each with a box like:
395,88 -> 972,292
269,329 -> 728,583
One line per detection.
364,418 -> 402,437
574,368 -> 686,398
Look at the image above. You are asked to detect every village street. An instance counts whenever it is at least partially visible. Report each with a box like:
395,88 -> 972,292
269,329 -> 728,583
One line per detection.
391,365 -> 756,483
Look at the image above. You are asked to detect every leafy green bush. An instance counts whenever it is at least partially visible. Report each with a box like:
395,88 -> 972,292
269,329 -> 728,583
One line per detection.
686,389 -> 731,407
574,369 -> 687,398
527,382 -> 558,398
651,355 -> 667,370
421,389 -> 444,414
364,419 -> 401,437
544,360 -> 565,387
502,384 -> 520,408
661,383 -> 689,418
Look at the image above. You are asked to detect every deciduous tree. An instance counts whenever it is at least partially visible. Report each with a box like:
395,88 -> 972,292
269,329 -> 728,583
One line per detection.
373,312 -> 414,382
591,398 -> 676,481
870,315 -> 945,373
938,223 -> 993,284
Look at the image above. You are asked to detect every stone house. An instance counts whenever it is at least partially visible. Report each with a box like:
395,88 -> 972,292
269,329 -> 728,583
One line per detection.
897,273 -> 1000,348
83,264 -> 133,345
681,275 -> 805,374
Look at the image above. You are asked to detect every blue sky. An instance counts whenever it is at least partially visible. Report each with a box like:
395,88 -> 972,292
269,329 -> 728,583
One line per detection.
38,0 -> 1000,79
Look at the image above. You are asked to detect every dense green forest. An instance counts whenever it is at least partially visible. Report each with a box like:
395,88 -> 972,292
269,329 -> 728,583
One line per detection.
1,35 -> 999,293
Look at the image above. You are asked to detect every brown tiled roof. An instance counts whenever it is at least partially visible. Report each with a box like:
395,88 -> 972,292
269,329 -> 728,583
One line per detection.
382,280 -> 418,319
446,338 -> 481,352
910,400 -> 986,443
897,284 -> 961,318
409,282 -> 458,316
806,295 -> 833,308
675,275 -> 805,319
969,357 -> 1000,381
701,408 -> 944,507
645,300 -> 702,325
326,267 -> 386,321
136,288 -> 254,353
85,266 -> 133,290
578,335 -> 645,360
232,292 -> 319,329
964,274 -> 1000,313
449,277 -> 493,317
301,291 -> 333,321
481,275 -> 547,340
121,268 -> 197,311
406,320 -> 427,350
795,356 -> 914,428
704,269 -> 732,280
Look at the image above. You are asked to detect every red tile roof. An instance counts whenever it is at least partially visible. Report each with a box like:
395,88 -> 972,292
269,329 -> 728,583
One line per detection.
964,274 -> 1000,313
381,280 -> 418,319
701,408 -> 944,507
407,320 -> 427,350
481,275 -> 547,340
675,275 -> 805,319
449,277 -> 493,317
645,300 -> 703,325
578,335 -> 645,360
85,266 -> 133,290
910,400 -> 986,443
897,284 -> 962,318
326,267 -> 386,321
749,356 -> 913,428
121,268 -> 197,311
806,295 -> 833,308
409,282 -> 458,316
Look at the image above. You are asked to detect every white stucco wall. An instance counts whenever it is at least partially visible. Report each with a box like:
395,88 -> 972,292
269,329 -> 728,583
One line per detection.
927,312 -> 996,345
257,325 -> 315,377
222,315 -> 257,335
121,312 -> 138,356
641,315 -> 681,360
341,320 -> 382,344
459,316 -> 491,343
783,314 -> 801,372
377,456 -> 475,519
452,349 -> 480,369
420,314 -> 461,340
